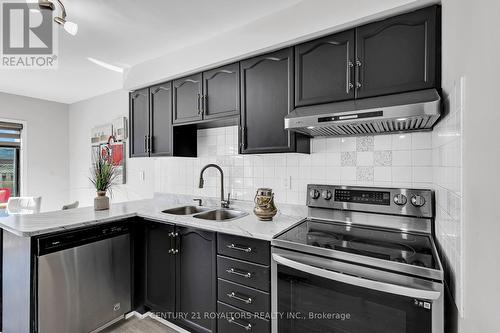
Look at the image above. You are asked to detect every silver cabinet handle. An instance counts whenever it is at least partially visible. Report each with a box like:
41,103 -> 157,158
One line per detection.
226,268 -> 252,279
272,253 -> 442,300
227,291 -> 253,304
226,243 -> 252,253
144,135 -> 148,152
227,317 -> 252,331
202,94 -> 208,115
168,249 -> 179,255
197,94 -> 202,115
347,61 -> 354,93
168,232 -> 178,237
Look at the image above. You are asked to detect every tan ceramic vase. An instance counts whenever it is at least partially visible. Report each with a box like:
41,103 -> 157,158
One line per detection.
94,191 -> 110,211
253,188 -> 277,221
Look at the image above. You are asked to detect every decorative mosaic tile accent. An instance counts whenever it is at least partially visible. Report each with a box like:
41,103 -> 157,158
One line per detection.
341,151 -> 357,166
356,166 -> 374,182
374,151 -> 392,166
356,136 -> 374,152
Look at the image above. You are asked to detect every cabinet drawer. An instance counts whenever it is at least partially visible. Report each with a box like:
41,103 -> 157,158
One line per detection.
218,233 -> 270,265
217,301 -> 270,333
218,278 -> 270,314
217,256 -> 270,292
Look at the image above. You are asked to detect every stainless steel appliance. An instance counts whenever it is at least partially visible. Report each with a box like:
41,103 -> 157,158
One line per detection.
271,185 -> 444,333
37,223 -> 131,333
285,89 -> 441,136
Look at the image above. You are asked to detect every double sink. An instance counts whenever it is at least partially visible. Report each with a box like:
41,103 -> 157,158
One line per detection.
162,205 -> 248,222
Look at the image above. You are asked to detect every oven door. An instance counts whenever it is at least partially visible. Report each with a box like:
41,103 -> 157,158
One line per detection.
271,247 -> 443,333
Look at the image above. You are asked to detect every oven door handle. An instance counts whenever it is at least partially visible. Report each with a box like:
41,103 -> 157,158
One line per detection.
272,253 -> 441,300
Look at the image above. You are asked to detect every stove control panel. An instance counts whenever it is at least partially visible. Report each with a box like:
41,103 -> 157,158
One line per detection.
307,184 -> 434,218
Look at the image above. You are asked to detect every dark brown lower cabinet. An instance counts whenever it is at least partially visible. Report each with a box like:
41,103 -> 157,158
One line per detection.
176,227 -> 217,333
145,223 -> 176,313
144,222 -> 216,333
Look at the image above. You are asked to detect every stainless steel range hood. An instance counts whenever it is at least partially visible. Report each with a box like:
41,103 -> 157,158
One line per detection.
285,89 -> 441,137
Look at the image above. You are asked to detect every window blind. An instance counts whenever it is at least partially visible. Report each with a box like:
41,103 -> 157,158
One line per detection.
0,122 -> 22,147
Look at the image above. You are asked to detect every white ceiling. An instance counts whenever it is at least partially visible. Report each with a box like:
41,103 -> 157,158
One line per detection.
0,0 -> 302,104
0,0 -> 428,104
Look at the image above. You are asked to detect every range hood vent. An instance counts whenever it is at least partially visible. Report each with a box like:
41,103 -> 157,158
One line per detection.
285,89 -> 441,137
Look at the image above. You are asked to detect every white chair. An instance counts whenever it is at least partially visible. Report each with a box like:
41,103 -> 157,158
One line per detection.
7,196 -> 42,214
62,201 -> 79,210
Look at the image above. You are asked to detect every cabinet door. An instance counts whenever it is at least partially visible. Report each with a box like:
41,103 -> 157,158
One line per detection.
145,223 -> 176,313
176,227 -> 216,333
202,63 -> 239,120
240,48 -> 297,154
150,82 -> 173,156
173,74 -> 203,124
129,88 -> 150,157
295,29 -> 355,106
355,6 -> 438,99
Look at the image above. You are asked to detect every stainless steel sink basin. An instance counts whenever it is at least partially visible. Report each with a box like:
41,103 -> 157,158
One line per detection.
193,209 -> 248,222
162,206 -> 211,215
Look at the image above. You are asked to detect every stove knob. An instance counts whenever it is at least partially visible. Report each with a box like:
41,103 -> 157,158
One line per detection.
411,195 -> 426,207
321,190 -> 332,200
309,189 -> 320,199
393,194 -> 407,205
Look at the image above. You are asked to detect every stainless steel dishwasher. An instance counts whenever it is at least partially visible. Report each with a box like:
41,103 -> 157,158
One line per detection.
36,223 -> 131,333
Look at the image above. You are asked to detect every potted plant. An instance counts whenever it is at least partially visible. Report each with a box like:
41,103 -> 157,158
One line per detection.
89,152 -> 117,210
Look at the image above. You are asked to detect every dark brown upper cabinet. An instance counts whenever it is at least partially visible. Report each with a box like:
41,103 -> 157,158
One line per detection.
173,73 -> 203,124
129,88 -> 150,158
240,48 -> 309,154
295,29 -> 355,106
150,82 -> 173,156
355,6 -> 438,99
202,63 -> 239,120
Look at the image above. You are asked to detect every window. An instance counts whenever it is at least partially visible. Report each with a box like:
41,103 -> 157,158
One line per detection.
0,122 -> 22,204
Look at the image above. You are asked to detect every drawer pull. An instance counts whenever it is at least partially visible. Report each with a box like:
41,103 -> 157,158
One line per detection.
227,291 -> 253,304
226,268 -> 252,279
227,243 -> 252,253
228,317 -> 252,331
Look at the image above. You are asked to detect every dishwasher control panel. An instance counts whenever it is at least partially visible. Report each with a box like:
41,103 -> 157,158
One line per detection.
37,222 -> 130,256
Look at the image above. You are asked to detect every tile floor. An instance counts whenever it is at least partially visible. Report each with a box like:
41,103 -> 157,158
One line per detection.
101,317 -> 180,333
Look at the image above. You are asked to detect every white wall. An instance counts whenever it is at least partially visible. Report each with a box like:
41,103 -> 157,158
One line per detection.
440,0 -> 500,332
68,90 -> 155,207
0,92 -> 69,212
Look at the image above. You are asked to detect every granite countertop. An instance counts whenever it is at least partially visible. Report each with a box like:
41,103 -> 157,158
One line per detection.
0,194 -> 306,240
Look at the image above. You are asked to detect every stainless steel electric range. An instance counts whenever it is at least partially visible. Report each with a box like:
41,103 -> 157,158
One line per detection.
271,185 -> 444,333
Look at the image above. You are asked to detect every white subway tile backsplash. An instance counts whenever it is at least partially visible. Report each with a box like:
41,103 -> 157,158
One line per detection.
392,150 -> 412,166
374,167 -> 392,182
412,149 -> 433,166
156,128 -> 434,205
340,137 -> 356,151
392,167 -> 412,183
374,135 -> 392,150
392,133 -> 412,150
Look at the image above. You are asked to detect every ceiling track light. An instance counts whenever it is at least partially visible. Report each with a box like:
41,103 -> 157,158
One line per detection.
38,0 -> 78,36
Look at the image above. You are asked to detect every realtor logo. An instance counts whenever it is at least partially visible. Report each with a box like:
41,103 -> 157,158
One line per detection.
1,0 -> 58,68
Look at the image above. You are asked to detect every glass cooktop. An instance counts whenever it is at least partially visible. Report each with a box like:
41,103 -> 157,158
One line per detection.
276,219 -> 439,270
